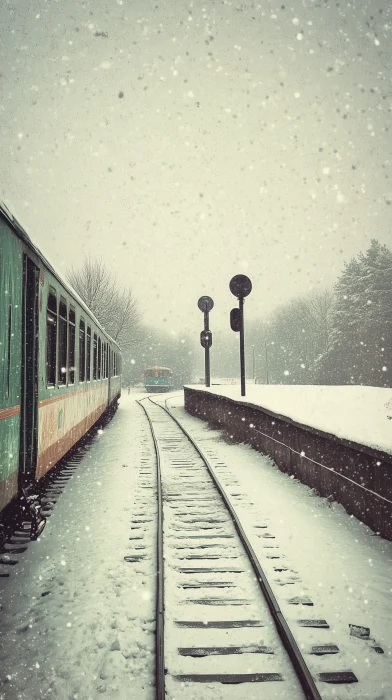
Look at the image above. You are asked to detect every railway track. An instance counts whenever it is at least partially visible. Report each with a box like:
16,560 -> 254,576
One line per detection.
134,395 -> 358,700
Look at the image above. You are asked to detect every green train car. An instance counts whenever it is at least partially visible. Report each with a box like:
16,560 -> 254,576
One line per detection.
0,202 -> 122,538
144,367 -> 173,392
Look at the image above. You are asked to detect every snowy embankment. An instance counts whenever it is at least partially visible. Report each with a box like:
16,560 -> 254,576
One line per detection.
1,390 -> 392,700
168,394 -> 392,699
186,385 -> 392,456
0,394 -> 156,700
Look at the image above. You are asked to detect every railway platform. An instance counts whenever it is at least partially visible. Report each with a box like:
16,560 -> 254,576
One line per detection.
0,391 -> 391,700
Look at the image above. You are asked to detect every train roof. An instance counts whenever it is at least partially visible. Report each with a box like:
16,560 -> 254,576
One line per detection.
0,200 -> 121,352
144,366 -> 172,371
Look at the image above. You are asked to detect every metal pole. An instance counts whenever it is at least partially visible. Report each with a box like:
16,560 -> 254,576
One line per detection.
265,340 -> 269,385
204,310 -> 210,387
239,297 -> 245,396
252,345 -> 255,383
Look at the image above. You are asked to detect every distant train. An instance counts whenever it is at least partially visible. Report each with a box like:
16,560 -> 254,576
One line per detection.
0,202 -> 122,539
144,367 -> 173,392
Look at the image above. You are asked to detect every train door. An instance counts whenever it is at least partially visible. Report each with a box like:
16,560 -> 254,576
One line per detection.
19,255 -> 40,481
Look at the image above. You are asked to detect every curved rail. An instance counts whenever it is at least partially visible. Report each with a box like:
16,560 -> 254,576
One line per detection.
158,395 -> 323,700
137,399 -> 165,700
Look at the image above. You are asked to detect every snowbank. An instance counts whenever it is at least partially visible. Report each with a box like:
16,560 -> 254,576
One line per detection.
185,385 -> 392,457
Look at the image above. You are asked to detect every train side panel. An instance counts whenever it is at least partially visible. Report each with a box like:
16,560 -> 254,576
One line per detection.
109,374 -> 121,405
1,204 -> 123,510
0,222 -> 23,511
37,385 -> 109,479
35,268 -> 115,479
36,268 -> 102,479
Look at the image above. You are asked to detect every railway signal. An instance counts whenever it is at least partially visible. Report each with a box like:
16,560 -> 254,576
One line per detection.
229,274 -> 252,397
197,296 -> 214,388
230,308 -> 241,333
200,330 -> 212,348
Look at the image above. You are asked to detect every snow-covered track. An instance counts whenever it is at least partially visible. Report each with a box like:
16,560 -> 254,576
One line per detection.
137,397 -> 166,700
137,395 -> 359,700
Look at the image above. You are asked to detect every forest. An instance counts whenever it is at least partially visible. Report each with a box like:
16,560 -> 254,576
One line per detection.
212,240 -> 391,388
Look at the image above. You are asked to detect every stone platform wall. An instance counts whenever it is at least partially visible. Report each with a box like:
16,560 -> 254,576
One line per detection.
184,387 -> 392,541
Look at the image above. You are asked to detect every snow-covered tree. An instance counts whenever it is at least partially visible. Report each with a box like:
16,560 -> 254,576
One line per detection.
318,240 -> 392,387
248,291 -> 334,384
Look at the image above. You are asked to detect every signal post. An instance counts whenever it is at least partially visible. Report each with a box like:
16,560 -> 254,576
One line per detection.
229,275 -> 252,397
198,296 -> 214,388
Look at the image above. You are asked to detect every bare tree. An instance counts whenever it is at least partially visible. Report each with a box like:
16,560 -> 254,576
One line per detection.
307,289 -> 335,355
67,258 -> 140,349
246,288 -> 335,384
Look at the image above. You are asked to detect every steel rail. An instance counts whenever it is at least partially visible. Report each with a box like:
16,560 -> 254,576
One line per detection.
137,398 -> 165,700
152,395 -> 323,700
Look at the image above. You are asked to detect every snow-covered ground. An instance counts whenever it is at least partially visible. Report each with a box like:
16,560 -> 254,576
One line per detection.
0,391 -> 391,700
185,385 -> 392,455
171,393 -> 392,698
0,392 -> 157,700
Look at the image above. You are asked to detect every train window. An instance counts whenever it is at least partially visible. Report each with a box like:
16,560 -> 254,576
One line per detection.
46,289 -> 57,386
68,306 -> 75,384
98,337 -> 102,379
79,319 -> 86,382
102,342 -> 106,379
106,345 -> 109,378
93,333 -> 98,380
58,297 -> 67,385
86,326 -> 91,381
5,304 -> 12,400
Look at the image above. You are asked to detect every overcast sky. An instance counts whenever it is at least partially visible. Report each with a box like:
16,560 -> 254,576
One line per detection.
1,0 -> 391,340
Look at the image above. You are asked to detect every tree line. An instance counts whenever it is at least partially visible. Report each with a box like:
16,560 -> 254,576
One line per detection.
67,258 -> 194,388
68,239 -> 391,389
245,239 -> 391,388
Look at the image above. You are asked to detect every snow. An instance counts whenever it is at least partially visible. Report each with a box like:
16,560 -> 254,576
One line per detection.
185,385 -> 392,456
0,393 -> 156,700
1,391 -> 391,699
168,394 -> 392,698
145,399 -> 305,699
